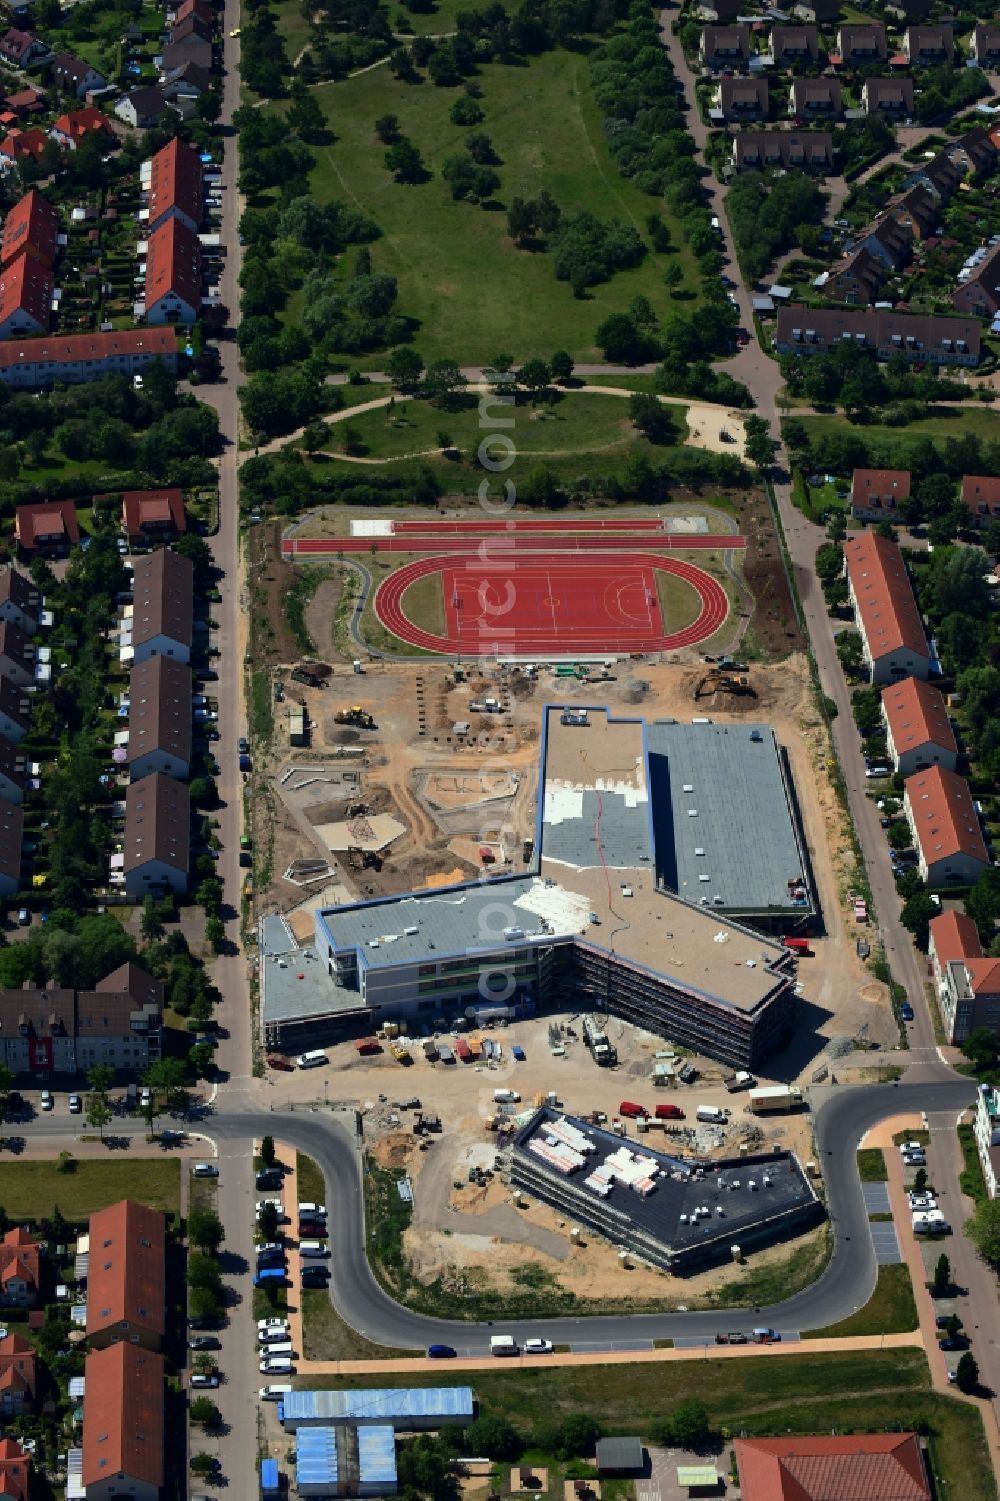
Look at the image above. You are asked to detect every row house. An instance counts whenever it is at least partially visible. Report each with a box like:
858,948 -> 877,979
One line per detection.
732,131 -> 834,172
776,304 -> 980,366
0,328 -> 178,390
881,677 -> 957,776
122,772 -> 190,897
143,217 -> 201,325
850,467 -> 910,522
824,245 -> 884,305
904,765 -> 989,887
0,189 -> 58,270
835,23 -> 887,63
0,963 -> 163,1076
0,795 -> 22,897
0,621 -> 36,688
861,77 -> 913,118
0,568 -> 39,636
128,655 -> 192,781
0,253 -> 51,340
843,531 -> 931,685
716,77 -> 769,121
82,1342 -> 163,1501
699,24 -> 752,68
86,1200 -> 165,1351
962,475 -> 1000,526
129,547 -> 194,665
0,678 -> 30,743
903,24 -> 953,63
791,78 -> 842,118
953,240 -> 1000,320
0,736 -> 27,805
971,24 -> 1000,68
143,135 -> 203,236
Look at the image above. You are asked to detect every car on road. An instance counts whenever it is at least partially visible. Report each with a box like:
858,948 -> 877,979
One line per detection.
189,1336 -> 221,1351
523,1338 -> 553,1354
752,1327 -> 780,1343
190,1372 -> 219,1388
900,1002 -> 914,1021
427,1345 -> 457,1358
40,1090 -> 53,1111
715,1332 -> 749,1344
193,1162 -> 219,1178
68,1094 -> 81,1113
229,26 -> 241,35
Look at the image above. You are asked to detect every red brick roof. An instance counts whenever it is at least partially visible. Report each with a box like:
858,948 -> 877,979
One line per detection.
843,531 -> 929,663
122,488 -> 186,540
905,764 -> 989,868
0,190 -> 58,270
881,678 -> 956,758
966,957 -> 1000,996
0,1333 -> 35,1405
929,909 -> 982,967
85,1200 -> 165,1344
15,500 -> 78,549
146,136 -> 202,231
0,1438 -> 29,1501
851,468 -> 911,510
82,1342 -> 163,1490
0,1229 -> 38,1298
0,254 -> 52,332
735,1433 -> 930,1501
961,475 -> 1000,517
0,327 -> 177,373
0,130 -> 47,164
4,89 -> 44,114
144,218 -> 201,316
52,107 -> 112,146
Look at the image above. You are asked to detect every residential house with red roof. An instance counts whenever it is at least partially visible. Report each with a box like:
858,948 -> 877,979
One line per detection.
961,475 -> 1000,525
49,107 -> 114,152
122,489 -> 186,546
0,254 -> 51,339
86,1200 -> 165,1350
843,531 -> 932,684
4,89 -> 45,116
0,1230 -> 39,1308
0,328 -> 178,390
0,1438 -> 30,1501
904,764 -> 989,887
928,909 -> 993,1044
143,218 -> 201,325
882,677 -> 957,777
0,129 -> 48,166
0,190 -> 57,271
172,11 -> 213,42
0,1333 -> 36,1416
15,500 -> 79,556
144,136 -> 202,235
82,1342 -> 163,1501
851,468 -> 910,521
735,1433 -> 930,1501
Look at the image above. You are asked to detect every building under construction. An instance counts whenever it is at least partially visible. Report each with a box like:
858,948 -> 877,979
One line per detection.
262,706 -> 816,1064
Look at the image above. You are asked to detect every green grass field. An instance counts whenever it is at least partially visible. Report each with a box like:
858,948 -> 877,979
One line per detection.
400,570 -> 446,634
858,1148 -> 888,1182
0,1157 -> 180,1221
796,406 -> 1000,454
286,47 -> 701,363
301,1350 -> 993,1499
803,1264 -> 918,1338
655,567 -> 703,633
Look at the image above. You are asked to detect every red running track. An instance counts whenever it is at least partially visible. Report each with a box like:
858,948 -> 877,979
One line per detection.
374,553 -> 729,655
284,533 -> 745,557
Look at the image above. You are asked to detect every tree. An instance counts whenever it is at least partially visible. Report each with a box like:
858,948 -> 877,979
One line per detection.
287,87 -> 327,144
140,895 -> 165,946
190,1397 -> 221,1427
191,1453 -> 218,1477
664,1398 -> 713,1448
663,261 -> 684,296
85,1093 -> 112,1139
258,1201 -> 280,1241
966,1196 -> 1000,1265
744,414 -> 777,473
375,113 -> 401,143
932,1253 -> 951,1295
629,392 -> 673,444
386,347 -> 424,389
887,822 -> 913,853
900,891 -> 936,951
189,1286 -> 221,1322
260,1134 -> 277,1167
465,132 -> 499,165
518,359 -> 550,399
302,420 -> 331,455
385,140 -> 428,183
835,630 -> 864,675
463,1415 -> 521,1459
205,916 -> 226,954
557,1413 -> 602,1458
913,1167 -> 928,1192
549,350 -> 574,384
962,1028 -> 1000,1074
450,96 -> 483,126
188,1253 -> 223,1295
955,1350 -> 980,1394
594,313 -> 649,365
145,1058 -> 189,1110
424,359 -> 467,409
442,155 -> 500,202
189,1207 -> 225,1254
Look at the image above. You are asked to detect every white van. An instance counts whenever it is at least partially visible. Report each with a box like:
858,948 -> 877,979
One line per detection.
490,1334 -> 518,1356
259,1340 -> 294,1358
296,1050 -> 328,1069
299,1240 -> 329,1258
259,1385 -> 293,1401
493,1088 -> 520,1103
696,1105 -> 728,1124
260,1356 -> 294,1375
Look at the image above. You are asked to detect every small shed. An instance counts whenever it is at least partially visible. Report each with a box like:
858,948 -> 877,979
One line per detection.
595,1437 -> 645,1476
676,1464 -> 720,1495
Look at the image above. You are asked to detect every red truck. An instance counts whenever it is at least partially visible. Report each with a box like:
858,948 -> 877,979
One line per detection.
618,1100 -> 648,1119
655,1103 -> 685,1120
781,937 -> 812,954
454,1038 -> 473,1063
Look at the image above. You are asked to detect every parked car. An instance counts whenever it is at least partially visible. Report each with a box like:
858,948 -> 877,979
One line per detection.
301,1267 -> 331,1288
900,1003 -> 914,1021
427,1344 -> 456,1358
238,737 -> 249,754
523,1338 -> 553,1354
193,1162 -> 219,1178
68,1094 -> 81,1113
298,1202 -> 327,1218
898,1140 -> 925,1154
190,1372 -> 219,1388
939,1336 -> 967,1351
189,1336 -> 221,1351
40,1090 -> 53,1111
256,1169 -> 284,1190
902,1151 -> 926,1167
715,1332 -> 749,1345
654,1103 -> 685,1119
260,1357 -> 294,1375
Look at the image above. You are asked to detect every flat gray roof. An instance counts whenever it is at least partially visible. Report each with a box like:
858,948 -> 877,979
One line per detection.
261,914 -> 366,1025
648,721 -> 810,914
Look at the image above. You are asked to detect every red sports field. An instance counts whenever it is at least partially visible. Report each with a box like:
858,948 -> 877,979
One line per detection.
374,553 -> 729,655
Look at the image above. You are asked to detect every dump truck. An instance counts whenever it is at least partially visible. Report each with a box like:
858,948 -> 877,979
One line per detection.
335,706 -> 376,729
355,1037 -> 382,1056
583,1014 -> 617,1067
749,1085 -> 804,1114
391,1044 -> 412,1065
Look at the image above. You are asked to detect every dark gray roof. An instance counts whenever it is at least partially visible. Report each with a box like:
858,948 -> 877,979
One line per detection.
595,1438 -> 644,1472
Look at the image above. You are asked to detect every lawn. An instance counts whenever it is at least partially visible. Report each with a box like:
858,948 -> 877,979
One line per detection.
301,1287 -> 412,1360
286,46 -> 701,363
303,1349 -> 993,1499
796,406 -> 1000,455
655,566 -> 703,634
0,1157 -> 181,1221
803,1263 -> 918,1338
858,1148 -> 888,1182
400,570 -> 446,635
